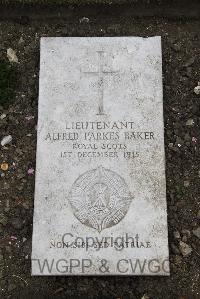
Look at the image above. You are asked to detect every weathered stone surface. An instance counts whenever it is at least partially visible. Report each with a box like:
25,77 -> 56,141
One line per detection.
32,37 -> 169,275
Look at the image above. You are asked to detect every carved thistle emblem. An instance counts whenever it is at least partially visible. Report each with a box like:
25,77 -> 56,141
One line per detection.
68,166 -> 133,232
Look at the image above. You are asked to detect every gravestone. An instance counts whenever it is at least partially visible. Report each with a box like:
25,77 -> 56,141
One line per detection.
32,37 -> 169,275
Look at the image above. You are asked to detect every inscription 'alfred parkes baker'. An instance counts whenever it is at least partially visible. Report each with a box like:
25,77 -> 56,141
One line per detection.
45,131 -> 155,141
45,121 -> 155,141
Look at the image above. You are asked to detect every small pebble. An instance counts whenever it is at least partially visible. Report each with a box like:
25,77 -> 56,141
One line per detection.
27,168 -> 34,175
186,119 -> 194,127
192,227 -> 200,239
25,115 -> 34,121
18,36 -> 24,44
1,135 -> 12,146
179,241 -> 192,256
79,17 -> 90,23
173,231 -> 181,239
192,136 -> 197,143
194,82 -> 200,95
1,163 -> 8,171
183,180 -> 190,187
7,48 -> 18,63
182,235 -> 187,242
0,213 -> 8,226
0,113 -> 6,120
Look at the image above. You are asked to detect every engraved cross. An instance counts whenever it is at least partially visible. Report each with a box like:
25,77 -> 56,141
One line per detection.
83,51 -> 118,115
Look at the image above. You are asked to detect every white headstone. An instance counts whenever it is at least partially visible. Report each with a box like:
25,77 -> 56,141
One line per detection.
32,37 -> 169,276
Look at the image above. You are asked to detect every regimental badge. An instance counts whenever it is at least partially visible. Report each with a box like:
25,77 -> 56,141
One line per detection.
68,166 -> 133,232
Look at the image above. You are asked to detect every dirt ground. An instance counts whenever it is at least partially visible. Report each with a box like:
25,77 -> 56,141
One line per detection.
0,4 -> 200,299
